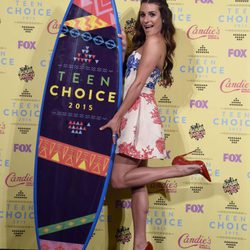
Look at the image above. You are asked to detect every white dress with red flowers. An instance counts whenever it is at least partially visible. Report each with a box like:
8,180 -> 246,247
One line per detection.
116,51 -> 166,160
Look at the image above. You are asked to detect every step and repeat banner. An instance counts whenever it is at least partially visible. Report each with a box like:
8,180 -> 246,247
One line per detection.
0,0 -> 249,249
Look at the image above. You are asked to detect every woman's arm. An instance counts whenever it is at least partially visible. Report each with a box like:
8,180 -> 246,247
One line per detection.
115,37 -> 162,119
100,37 -> 163,142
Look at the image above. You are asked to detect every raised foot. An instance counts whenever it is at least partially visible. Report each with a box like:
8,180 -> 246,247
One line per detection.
172,151 -> 212,182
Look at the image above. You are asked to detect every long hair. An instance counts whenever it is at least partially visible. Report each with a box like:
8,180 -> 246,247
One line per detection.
131,0 -> 176,87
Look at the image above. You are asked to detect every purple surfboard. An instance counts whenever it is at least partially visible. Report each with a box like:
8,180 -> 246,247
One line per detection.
34,0 -> 122,249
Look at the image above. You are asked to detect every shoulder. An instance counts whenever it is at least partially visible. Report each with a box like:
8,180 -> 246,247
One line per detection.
142,37 -> 166,56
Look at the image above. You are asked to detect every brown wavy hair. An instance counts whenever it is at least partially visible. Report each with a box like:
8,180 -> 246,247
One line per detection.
131,0 -> 176,87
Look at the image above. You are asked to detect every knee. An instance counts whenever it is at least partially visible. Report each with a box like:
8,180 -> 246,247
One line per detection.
110,175 -> 125,189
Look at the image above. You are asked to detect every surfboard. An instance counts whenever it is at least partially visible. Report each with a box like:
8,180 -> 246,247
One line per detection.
34,0 -> 122,249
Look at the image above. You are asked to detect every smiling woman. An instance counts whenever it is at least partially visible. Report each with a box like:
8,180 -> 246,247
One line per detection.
139,6 -> 163,34
131,0 -> 176,88
99,1 -> 211,250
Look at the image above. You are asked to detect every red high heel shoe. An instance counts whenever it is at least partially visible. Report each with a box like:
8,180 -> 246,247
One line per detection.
172,151 -> 211,182
145,242 -> 153,250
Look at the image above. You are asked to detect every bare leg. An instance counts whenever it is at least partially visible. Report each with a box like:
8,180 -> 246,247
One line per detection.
111,154 -> 200,189
110,154 -> 201,250
131,161 -> 149,250
132,186 -> 148,250
110,155 -> 146,249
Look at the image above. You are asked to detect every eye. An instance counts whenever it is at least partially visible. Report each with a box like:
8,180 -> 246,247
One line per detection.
149,12 -> 156,17
140,12 -> 145,17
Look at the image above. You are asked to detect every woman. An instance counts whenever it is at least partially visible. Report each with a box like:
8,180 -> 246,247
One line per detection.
100,1 -> 211,249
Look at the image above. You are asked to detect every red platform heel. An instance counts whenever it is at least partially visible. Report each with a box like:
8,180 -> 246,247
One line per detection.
172,151 -> 211,182
145,242 -> 153,250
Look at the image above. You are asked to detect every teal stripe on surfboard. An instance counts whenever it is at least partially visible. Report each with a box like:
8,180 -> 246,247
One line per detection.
39,213 -> 96,236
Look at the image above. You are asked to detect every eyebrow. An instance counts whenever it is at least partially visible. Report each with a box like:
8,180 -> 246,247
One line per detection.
139,10 -> 157,14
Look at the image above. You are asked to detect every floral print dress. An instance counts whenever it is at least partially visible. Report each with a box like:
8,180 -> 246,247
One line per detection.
116,51 -> 166,159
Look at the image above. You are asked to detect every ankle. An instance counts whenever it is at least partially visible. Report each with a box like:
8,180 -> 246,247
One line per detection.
134,241 -> 147,250
176,164 -> 200,176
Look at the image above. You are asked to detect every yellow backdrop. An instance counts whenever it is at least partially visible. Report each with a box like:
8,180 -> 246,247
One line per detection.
0,0 -> 249,249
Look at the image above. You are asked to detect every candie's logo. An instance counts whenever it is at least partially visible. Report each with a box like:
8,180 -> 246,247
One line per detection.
5,172 -> 33,187
178,233 -> 211,249
47,19 -> 60,34
148,180 -> 177,194
187,25 -> 220,40
220,78 -> 250,93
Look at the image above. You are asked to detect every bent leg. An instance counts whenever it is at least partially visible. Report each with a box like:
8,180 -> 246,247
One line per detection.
111,154 -> 200,189
111,153 -> 141,189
